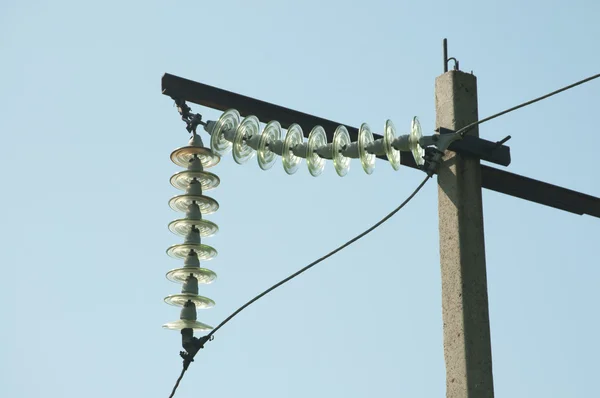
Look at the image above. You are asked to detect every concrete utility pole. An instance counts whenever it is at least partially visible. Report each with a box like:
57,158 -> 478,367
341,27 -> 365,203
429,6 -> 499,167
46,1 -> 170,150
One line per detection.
162,60 -> 600,397
436,70 -> 495,398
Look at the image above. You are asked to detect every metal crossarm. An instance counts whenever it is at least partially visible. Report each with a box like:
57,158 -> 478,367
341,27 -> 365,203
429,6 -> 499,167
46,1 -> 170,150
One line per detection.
161,73 -> 600,218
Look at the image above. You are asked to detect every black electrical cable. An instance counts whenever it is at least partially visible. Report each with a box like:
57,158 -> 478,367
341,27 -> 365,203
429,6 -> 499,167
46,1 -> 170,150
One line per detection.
457,72 -> 600,137
167,174 -> 431,398
206,174 -> 430,339
168,367 -> 187,398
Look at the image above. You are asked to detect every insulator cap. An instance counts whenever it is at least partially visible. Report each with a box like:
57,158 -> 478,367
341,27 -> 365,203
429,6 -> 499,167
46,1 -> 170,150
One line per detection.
189,134 -> 204,148
180,300 -> 197,321
185,179 -> 204,196
183,227 -> 201,245
185,201 -> 203,219
187,155 -> 204,171
184,250 -> 200,267
182,275 -> 199,295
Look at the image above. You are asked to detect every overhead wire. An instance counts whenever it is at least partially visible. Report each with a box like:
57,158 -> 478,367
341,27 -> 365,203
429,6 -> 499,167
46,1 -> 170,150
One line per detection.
206,173 -> 430,339
167,173 -> 431,397
457,72 -> 600,137
168,367 -> 187,398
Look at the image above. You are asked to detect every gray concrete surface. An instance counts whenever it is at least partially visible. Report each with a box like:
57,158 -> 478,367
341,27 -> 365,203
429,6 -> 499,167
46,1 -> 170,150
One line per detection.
436,70 -> 495,398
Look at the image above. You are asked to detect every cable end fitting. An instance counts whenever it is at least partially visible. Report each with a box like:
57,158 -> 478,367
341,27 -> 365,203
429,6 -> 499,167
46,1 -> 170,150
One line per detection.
172,98 -> 205,134
179,333 -> 214,367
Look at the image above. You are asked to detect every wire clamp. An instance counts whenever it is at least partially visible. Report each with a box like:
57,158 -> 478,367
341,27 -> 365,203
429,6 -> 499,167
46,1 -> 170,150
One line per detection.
420,128 -> 463,176
173,98 -> 205,134
179,334 -> 214,368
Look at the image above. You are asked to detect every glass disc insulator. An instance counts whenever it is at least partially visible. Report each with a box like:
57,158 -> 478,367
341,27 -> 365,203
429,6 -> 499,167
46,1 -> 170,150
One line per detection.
257,120 -> 282,170
232,115 -> 259,164
384,119 -> 401,170
164,294 -> 215,309
166,267 -> 217,284
166,243 -> 218,261
282,124 -> 303,175
168,218 -> 219,238
358,123 -> 375,174
169,195 -> 219,214
210,109 -> 240,156
170,146 -> 220,169
410,116 -> 425,166
332,126 -> 351,177
163,319 -> 213,331
307,126 -> 327,177
170,170 -> 220,191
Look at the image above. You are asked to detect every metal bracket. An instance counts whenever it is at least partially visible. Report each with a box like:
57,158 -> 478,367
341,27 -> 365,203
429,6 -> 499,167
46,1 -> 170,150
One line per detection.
420,131 -> 463,153
439,127 -> 511,166
420,130 -> 463,176
174,98 -> 205,134
180,331 -> 213,368
443,38 -> 460,72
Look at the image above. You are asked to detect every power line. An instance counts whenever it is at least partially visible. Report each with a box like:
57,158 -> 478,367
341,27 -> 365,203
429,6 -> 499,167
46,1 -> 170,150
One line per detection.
457,72 -> 600,137
206,174 -> 430,339
168,367 -> 187,398
167,174 -> 431,397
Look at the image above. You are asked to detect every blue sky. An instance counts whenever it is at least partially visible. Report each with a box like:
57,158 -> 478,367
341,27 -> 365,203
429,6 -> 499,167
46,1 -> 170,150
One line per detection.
2,0 -> 599,397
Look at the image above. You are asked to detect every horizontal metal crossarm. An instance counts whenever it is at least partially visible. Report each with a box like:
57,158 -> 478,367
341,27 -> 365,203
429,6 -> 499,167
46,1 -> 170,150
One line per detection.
162,74 -> 510,166
481,166 -> 600,217
161,73 -> 600,218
